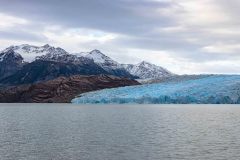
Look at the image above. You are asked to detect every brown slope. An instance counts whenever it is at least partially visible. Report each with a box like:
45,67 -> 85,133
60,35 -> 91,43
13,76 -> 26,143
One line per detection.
0,74 -> 140,103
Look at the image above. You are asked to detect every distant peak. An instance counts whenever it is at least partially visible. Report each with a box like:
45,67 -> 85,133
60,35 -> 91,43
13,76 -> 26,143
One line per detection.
0,48 -> 22,61
43,44 -> 51,48
19,44 -> 30,47
138,61 -> 152,66
56,47 -> 63,50
141,61 -> 148,63
19,44 -> 39,49
90,49 -> 103,54
4,45 -> 15,50
86,50 -> 117,64
10,44 -> 35,49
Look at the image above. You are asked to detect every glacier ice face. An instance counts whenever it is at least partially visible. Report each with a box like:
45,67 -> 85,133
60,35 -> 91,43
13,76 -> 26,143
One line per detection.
72,75 -> 240,104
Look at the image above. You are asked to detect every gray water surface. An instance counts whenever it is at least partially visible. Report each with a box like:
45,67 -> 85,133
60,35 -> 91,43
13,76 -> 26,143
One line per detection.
0,104 -> 240,160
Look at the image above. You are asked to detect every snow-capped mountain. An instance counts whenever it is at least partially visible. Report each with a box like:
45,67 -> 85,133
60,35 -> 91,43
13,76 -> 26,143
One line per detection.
123,61 -> 173,79
1,44 -> 68,62
78,50 -> 136,78
83,50 -> 121,68
0,48 -> 23,62
0,49 -> 24,79
37,51 -> 93,65
0,44 -> 175,80
78,50 -> 174,79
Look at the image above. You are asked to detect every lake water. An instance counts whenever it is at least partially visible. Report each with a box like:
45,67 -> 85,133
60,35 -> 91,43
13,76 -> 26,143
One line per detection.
0,104 -> 240,160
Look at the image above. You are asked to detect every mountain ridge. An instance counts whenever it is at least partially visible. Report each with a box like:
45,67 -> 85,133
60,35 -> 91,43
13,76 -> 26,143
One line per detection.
0,44 -> 174,81
123,61 -> 173,79
76,49 -> 174,79
2,44 -> 68,62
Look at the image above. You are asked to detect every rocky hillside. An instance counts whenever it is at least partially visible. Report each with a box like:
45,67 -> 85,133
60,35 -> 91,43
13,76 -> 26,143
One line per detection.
0,49 -> 25,78
0,60 -> 108,86
0,75 -> 140,103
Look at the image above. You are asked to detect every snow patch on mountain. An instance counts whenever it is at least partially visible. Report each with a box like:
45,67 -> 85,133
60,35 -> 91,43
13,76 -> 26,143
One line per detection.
78,50 -> 125,69
75,52 -> 89,57
0,49 -> 23,62
85,50 -> 120,67
123,61 -> 173,79
0,49 -> 25,79
86,50 -> 111,64
1,44 -> 68,62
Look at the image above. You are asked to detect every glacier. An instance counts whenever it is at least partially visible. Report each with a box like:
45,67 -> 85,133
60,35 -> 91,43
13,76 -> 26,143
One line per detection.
72,75 -> 240,104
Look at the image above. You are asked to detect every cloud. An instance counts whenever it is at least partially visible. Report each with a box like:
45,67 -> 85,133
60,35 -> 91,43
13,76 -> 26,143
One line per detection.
0,30 -> 46,41
0,13 -> 28,28
202,43 -> 240,54
0,12 -> 46,42
0,0 -> 239,74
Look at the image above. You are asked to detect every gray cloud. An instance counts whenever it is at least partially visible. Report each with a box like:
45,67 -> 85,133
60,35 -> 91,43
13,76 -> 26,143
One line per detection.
0,30 -> 46,41
0,0 -> 176,34
0,0 -> 239,74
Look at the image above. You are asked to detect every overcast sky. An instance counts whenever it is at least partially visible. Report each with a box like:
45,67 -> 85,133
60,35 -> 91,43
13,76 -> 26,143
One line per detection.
0,0 -> 239,74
